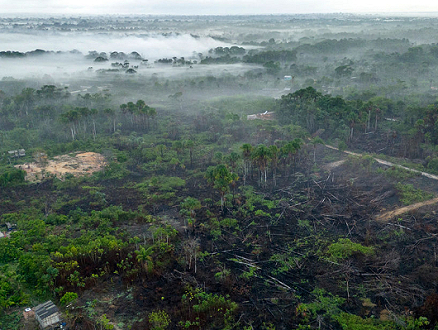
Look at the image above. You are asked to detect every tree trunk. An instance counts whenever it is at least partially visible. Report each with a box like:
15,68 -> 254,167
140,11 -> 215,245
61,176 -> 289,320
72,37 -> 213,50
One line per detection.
93,120 -> 97,141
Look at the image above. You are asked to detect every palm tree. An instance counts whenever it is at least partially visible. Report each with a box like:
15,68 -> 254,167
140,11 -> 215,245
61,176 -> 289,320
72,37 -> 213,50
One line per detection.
185,140 -> 195,168
148,107 -> 157,130
90,108 -> 98,140
103,108 -> 116,133
252,144 -> 270,187
77,107 -> 90,138
281,138 -> 303,175
180,197 -> 201,228
310,137 -> 325,163
241,143 -> 253,185
60,109 -> 80,140
268,145 -> 279,186
173,140 -> 184,157
226,152 -> 240,172
126,101 -> 136,126
120,103 -> 128,128
136,99 -> 147,129
135,246 -> 154,274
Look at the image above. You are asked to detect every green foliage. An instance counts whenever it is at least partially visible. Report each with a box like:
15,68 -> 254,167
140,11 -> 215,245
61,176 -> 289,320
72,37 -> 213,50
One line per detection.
395,183 -> 434,205
326,238 -> 374,262
338,140 -> 347,152
297,289 -> 345,324
254,209 -> 270,217
427,157 -> 438,173
220,218 -> 239,230
270,253 -> 298,275
240,266 -> 258,280
0,167 -> 26,187
149,310 -> 171,330
135,176 -> 185,193
334,313 -> 429,330
334,313 -> 397,330
214,268 -> 231,282
376,166 -> 418,180
0,311 -> 22,330
0,270 -> 29,312
98,314 -> 114,330
180,197 -> 202,215
60,292 -> 78,306
181,288 -> 238,330
206,164 -> 238,210
96,161 -> 129,180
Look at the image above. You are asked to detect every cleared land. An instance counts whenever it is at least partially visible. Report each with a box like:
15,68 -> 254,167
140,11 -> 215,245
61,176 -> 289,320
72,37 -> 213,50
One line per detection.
15,152 -> 106,182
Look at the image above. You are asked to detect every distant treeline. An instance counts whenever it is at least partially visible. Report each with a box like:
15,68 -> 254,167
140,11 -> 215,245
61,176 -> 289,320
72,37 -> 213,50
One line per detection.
0,49 -> 145,62
0,49 -> 66,58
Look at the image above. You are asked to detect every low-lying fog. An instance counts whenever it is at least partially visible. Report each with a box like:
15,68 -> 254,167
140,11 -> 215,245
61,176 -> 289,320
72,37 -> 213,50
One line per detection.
0,32 -> 252,80
0,53 -> 260,81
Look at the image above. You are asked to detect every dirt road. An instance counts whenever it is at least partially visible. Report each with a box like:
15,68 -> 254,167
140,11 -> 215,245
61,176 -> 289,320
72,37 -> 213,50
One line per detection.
324,144 -> 438,181
375,197 -> 438,222
323,144 -> 438,221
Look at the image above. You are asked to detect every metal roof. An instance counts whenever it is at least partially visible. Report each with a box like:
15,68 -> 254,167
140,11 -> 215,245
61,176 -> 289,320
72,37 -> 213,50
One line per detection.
34,301 -> 59,320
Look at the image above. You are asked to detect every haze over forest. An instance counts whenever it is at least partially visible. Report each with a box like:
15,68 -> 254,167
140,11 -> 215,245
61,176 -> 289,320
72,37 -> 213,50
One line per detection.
3,11 -> 438,330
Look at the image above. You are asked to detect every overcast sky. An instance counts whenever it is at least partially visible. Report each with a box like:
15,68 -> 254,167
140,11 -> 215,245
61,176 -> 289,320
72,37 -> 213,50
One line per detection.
0,0 -> 437,16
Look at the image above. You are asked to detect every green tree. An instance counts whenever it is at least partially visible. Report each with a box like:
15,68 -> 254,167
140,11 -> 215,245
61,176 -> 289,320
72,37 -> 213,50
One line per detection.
252,144 -> 270,187
184,140 -> 195,167
310,137 -> 325,163
60,292 -> 78,306
241,143 -> 253,185
135,246 -> 154,273
206,164 -> 238,212
103,108 -> 117,133
281,138 -> 302,175
268,145 -> 279,186
180,197 -> 202,227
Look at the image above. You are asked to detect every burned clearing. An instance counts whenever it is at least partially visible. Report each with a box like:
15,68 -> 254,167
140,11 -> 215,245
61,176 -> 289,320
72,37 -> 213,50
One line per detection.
4,13 -> 438,330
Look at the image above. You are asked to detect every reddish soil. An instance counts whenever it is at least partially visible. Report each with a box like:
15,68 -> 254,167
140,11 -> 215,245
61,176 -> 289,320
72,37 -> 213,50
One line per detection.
16,152 -> 106,182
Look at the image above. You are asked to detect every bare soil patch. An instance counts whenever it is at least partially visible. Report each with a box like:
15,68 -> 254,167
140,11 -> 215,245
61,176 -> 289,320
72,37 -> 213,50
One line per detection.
323,159 -> 346,171
16,152 -> 106,182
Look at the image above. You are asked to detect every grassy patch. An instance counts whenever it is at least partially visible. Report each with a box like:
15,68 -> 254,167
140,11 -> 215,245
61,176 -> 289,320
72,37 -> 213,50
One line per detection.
395,183 -> 434,205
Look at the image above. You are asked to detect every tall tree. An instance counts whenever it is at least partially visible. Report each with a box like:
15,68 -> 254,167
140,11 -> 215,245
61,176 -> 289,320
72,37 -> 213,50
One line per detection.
310,137 -> 325,163
252,144 -> 270,187
185,140 -> 195,168
268,145 -> 279,186
241,143 -> 253,185
206,164 -> 238,213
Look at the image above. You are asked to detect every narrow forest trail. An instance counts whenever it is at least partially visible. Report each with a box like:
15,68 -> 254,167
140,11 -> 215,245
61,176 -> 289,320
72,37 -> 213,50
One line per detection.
323,144 -> 438,221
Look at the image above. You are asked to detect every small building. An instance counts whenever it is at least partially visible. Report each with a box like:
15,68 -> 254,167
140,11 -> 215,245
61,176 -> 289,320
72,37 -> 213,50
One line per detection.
23,307 -> 35,320
34,301 -> 61,329
7,149 -> 25,159
246,111 -> 275,121
8,150 -> 18,158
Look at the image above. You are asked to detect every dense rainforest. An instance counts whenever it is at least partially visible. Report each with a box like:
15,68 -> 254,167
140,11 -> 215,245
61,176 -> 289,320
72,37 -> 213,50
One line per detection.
2,14 -> 438,330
